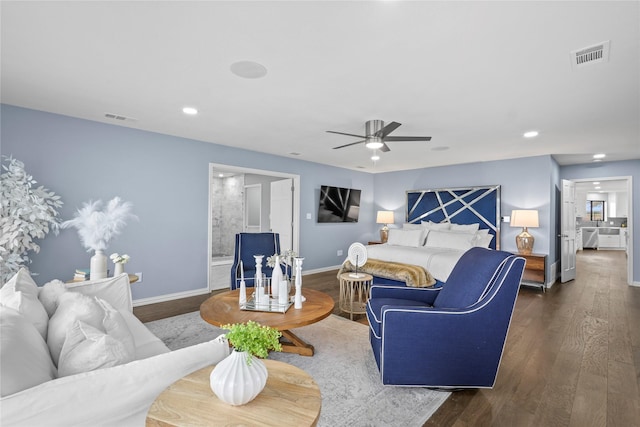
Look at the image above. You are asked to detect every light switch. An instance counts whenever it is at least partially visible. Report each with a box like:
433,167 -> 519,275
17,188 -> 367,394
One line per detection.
306,213 -> 312,220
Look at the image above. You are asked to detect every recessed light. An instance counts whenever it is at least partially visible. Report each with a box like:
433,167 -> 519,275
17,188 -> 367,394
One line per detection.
595,186 -> 601,189
182,107 -> 198,115
371,154 -> 380,161
230,61 -> 268,79
593,181 -> 600,185
523,131 -> 539,138
593,153 -> 606,159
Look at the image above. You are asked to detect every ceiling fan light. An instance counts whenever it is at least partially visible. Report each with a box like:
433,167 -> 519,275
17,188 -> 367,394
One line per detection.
365,138 -> 384,150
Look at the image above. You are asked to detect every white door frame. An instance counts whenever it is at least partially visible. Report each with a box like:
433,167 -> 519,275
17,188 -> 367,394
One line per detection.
569,175 -> 634,286
207,163 -> 301,291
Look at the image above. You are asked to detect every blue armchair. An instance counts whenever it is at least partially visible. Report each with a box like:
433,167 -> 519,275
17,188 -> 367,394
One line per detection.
365,247 -> 525,388
230,232 -> 281,290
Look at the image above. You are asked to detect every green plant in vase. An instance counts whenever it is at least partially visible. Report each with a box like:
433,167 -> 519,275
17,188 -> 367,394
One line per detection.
221,320 -> 282,364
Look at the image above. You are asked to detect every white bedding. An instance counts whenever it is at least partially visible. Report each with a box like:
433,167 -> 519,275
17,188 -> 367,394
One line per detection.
365,244 -> 464,283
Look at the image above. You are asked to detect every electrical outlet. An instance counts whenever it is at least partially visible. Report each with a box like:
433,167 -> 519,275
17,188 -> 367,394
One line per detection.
133,272 -> 143,283
337,249 -> 343,256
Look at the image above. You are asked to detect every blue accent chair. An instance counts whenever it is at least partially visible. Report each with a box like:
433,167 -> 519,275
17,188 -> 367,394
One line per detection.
230,232 -> 281,290
365,247 -> 525,388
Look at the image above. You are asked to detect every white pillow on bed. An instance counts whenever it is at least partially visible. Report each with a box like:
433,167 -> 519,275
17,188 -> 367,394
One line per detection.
450,222 -> 480,232
421,221 -> 451,230
474,231 -> 494,248
402,223 -> 423,230
424,230 -> 475,250
387,229 -> 425,247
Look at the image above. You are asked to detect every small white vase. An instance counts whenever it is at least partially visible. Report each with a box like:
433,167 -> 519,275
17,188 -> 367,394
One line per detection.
90,249 -> 108,280
113,262 -> 125,276
209,350 -> 268,406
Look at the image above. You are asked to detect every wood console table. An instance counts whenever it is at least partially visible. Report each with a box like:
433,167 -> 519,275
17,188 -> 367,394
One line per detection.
518,252 -> 547,292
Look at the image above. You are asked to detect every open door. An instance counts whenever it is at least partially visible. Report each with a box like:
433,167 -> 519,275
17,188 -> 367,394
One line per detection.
561,179 -> 577,282
270,178 -> 293,252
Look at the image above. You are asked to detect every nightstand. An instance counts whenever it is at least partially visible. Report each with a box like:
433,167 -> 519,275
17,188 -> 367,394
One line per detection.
516,252 -> 547,292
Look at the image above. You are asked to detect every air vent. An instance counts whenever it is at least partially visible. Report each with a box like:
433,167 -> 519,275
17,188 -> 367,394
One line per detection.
104,113 -> 137,122
571,41 -> 610,69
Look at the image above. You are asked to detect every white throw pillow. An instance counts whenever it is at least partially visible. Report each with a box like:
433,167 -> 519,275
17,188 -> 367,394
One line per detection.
96,297 -> 135,357
47,292 -> 105,366
387,229 -> 425,247
421,221 -> 451,230
0,269 -> 49,339
0,306 -> 57,397
58,320 -> 133,377
474,233 -> 494,248
450,222 -> 480,232
424,230 -> 475,250
38,279 -> 68,317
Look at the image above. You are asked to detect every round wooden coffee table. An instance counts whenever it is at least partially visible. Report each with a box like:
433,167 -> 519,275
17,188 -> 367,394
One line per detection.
200,288 -> 334,357
146,360 -> 321,426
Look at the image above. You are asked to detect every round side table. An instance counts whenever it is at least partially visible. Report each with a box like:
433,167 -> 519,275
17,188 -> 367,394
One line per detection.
339,272 -> 373,320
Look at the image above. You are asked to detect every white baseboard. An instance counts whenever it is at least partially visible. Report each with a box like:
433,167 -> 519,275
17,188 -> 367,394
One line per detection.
133,288 -> 210,307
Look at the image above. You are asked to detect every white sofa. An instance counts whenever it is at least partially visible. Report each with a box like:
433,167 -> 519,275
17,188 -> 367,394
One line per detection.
0,268 -> 230,426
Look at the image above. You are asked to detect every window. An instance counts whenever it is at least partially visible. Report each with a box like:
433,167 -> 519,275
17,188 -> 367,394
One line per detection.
586,200 -> 605,221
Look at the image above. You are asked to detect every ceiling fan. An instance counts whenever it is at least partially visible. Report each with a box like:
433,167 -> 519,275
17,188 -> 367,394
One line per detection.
327,120 -> 431,152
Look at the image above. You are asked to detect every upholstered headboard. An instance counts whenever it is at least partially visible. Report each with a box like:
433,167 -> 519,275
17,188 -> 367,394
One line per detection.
406,185 -> 501,249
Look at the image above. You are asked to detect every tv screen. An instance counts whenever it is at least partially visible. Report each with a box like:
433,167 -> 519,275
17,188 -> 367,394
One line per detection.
317,185 -> 361,223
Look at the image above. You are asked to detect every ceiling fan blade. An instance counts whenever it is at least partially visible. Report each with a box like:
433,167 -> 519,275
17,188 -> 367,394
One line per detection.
375,121 -> 402,138
380,143 -> 391,152
383,136 -> 432,142
333,140 -> 366,150
326,130 -> 366,139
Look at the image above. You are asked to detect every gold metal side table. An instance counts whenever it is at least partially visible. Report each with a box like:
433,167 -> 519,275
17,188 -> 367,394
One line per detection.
339,272 -> 373,320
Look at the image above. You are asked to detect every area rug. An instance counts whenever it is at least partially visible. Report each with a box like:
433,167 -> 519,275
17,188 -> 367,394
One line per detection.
145,312 -> 450,426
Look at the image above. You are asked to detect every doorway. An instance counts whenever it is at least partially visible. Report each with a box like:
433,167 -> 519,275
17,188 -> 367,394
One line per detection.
569,176 -> 633,286
207,164 -> 300,291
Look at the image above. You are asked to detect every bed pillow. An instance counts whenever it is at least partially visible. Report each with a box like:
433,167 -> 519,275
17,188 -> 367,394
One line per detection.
0,306 -> 57,397
474,233 -> 494,248
402,223 -> 423,230
450,223 -> 480,232
424,230 -> 475,250
387,229 -> 425,247
58,320 -> 133,377
421,221 -> 451,230
0,269 -> 49,339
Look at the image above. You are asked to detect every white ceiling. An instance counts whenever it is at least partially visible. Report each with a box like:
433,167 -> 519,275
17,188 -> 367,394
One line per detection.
1,1 -> 639,173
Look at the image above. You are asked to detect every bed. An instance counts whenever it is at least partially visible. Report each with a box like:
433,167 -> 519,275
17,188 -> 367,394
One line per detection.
340,185 -> 501,287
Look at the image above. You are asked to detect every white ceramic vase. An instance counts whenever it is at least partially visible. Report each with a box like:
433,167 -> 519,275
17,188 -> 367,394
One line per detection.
209,350 -> 268,406
113,262 -> 125,276
90,249 -> 108,280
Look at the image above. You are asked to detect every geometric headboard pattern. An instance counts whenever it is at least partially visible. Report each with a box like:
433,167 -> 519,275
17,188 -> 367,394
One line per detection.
406,185 -> 501,249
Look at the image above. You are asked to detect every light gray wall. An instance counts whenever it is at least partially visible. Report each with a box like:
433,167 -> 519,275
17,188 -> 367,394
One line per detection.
372,156 -> 556,282
1,104 -> 375,300
3,104 -> 637,300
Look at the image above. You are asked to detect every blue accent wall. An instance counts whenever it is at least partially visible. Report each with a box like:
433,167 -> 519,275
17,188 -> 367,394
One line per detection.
3,104 -> 637,301
1,105 -> 375,300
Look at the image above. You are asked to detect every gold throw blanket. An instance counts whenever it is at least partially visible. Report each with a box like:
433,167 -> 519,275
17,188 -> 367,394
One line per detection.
338,258 -> 436,288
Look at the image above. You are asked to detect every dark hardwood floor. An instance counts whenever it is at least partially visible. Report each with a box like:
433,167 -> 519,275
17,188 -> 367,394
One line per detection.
134,250 -> 640,426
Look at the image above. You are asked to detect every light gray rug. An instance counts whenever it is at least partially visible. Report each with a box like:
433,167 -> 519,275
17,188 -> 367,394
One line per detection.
145,312 -> 450,426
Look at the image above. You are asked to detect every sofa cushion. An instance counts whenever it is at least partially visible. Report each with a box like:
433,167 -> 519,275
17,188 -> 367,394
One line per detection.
47,292 -> 105,366
96,298 -> 135,357
0,268 -> 49,339
38,279 -> 68,317
66,273 -> 133,312
58,321 -> 134,377
0,306 -> 57,397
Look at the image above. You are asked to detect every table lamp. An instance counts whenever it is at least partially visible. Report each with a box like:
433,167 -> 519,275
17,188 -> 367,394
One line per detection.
510,210 -> 539,254
376,210 -> 395,243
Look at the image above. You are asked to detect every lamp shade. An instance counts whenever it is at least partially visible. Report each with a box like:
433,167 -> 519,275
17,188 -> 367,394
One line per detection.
510,210 -> 539,228
376,211 -> 394,224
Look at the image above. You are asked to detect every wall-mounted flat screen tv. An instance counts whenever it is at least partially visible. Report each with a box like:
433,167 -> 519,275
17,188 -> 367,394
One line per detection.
317,185 -> 361,223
